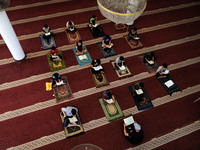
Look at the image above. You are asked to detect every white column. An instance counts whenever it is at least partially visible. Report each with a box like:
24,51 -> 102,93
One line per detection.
0,10 -> 25,61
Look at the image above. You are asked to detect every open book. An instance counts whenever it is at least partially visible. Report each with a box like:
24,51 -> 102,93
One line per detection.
52,55 -> 58,58
164,80 -> 174,88
124,116 -> 134,126
148,60 -> 154,65
56,80 -> 65,86
94,65 -> 103,71
119,65 -> 126,71
78,54 -> 87,60
135,89 -> 143,95
93,24 -> 98,27
107,98 -> 114,104
69,116 -> 78,123
45,32 -> 51,36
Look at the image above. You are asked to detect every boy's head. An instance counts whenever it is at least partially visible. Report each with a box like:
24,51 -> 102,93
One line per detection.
78,40 -> 82,45
44,24 -> 48,28
162,63 -> 168,68
71,109 -> 76,116
119,56 -> 124,61
52,46 -> 56,50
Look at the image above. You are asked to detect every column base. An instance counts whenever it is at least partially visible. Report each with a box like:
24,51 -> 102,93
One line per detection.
13,53 -> 26,62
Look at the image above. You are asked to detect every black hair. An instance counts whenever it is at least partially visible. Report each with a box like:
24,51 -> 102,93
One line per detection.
92,15 -> 96,18
163,63 -> 168,68
92,20 -> 95,25
107,92 -> 112,99
78,40 -> 82,44
133,27 -> 137,31
134,84 -> 140,90
52,46 -> 56,50
106,35 -> 110,39
44,24 -> 48,28
96,59 -> 101,64
71,109 -> 76,116
68,21 -> 72,26
139,82 -> 144,88
119,56 -> 124,61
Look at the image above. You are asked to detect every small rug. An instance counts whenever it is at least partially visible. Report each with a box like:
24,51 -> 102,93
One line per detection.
53,78 -> 73,102
99,97 -> 124,122
88,25 -> 105,38
72,46 -> 92,66
46,50 -> 66,72
65,30 -> 81,44
114,23 -> 127,31
128,83 -> 154,111
97,42 -> 117,58
90,70 -> 110,88
139,56 -> 159,73
158,75 -> 182,96
124,36 -> 143,50
111,61 -> 132,78
39,34 -> 57,50
60,112 -> 84,139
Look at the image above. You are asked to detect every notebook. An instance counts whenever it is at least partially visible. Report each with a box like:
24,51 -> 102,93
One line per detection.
124,116 -> 134,126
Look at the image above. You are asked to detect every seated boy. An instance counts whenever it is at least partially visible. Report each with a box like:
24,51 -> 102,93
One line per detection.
75,40 -> 87,55
133,83 -> 145,101
61,106 -> 80,127
114,56 -> 127,71
128,28 -> 140,45
143,52 -> 156,65
102,89 -> 115,105
91,59 -> 104,74
102,35 -> 114,50
66,21 -> 76,32
52,73 -> 65,87
42,24 -> 53,43
50,46 -> 62,62
89,15 -> 99,28
123,117 -> 144,144
155,63 -> 169,79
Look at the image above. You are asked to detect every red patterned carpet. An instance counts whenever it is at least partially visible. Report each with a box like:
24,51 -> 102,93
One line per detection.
0,0 -> 200,149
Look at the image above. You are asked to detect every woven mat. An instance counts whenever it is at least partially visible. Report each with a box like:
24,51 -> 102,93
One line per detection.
139,56 -> 159,73
111,61 -> 132,78
99,97 -> 124,122
65,30 -> 81,44
72,46 -> 92,66
39,34 -> 57,50
97,42 -> 117,58
53,78 -> 73,102
60,112 -> 84,139
124,36 -> 143,50
88,25 -> 105,38
113,23 -> 127,31
158,75 -> 182,96
91,70 -> 109,88
46,50 -> 66,72
128,83 -> 154,111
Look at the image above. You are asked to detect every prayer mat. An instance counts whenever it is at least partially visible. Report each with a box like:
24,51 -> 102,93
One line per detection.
128,83 -> 154,111
139,56 -> 159,73
46,50 -> 66,72
97,42 -> 117,58
114,23 -> 127,31
46,82 -> 52,91
124,36 -> 143,50
99,97 -> 124,122
65,30 -> 81,44
90,70 -> 110,88
60,112 -> 84,139
158,75 -> 182,96
53,78 -> 73,102
111,61 -> 132,78
39,34 -> 57,50
88,25 -> 105,38
72,46 -> 92,66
